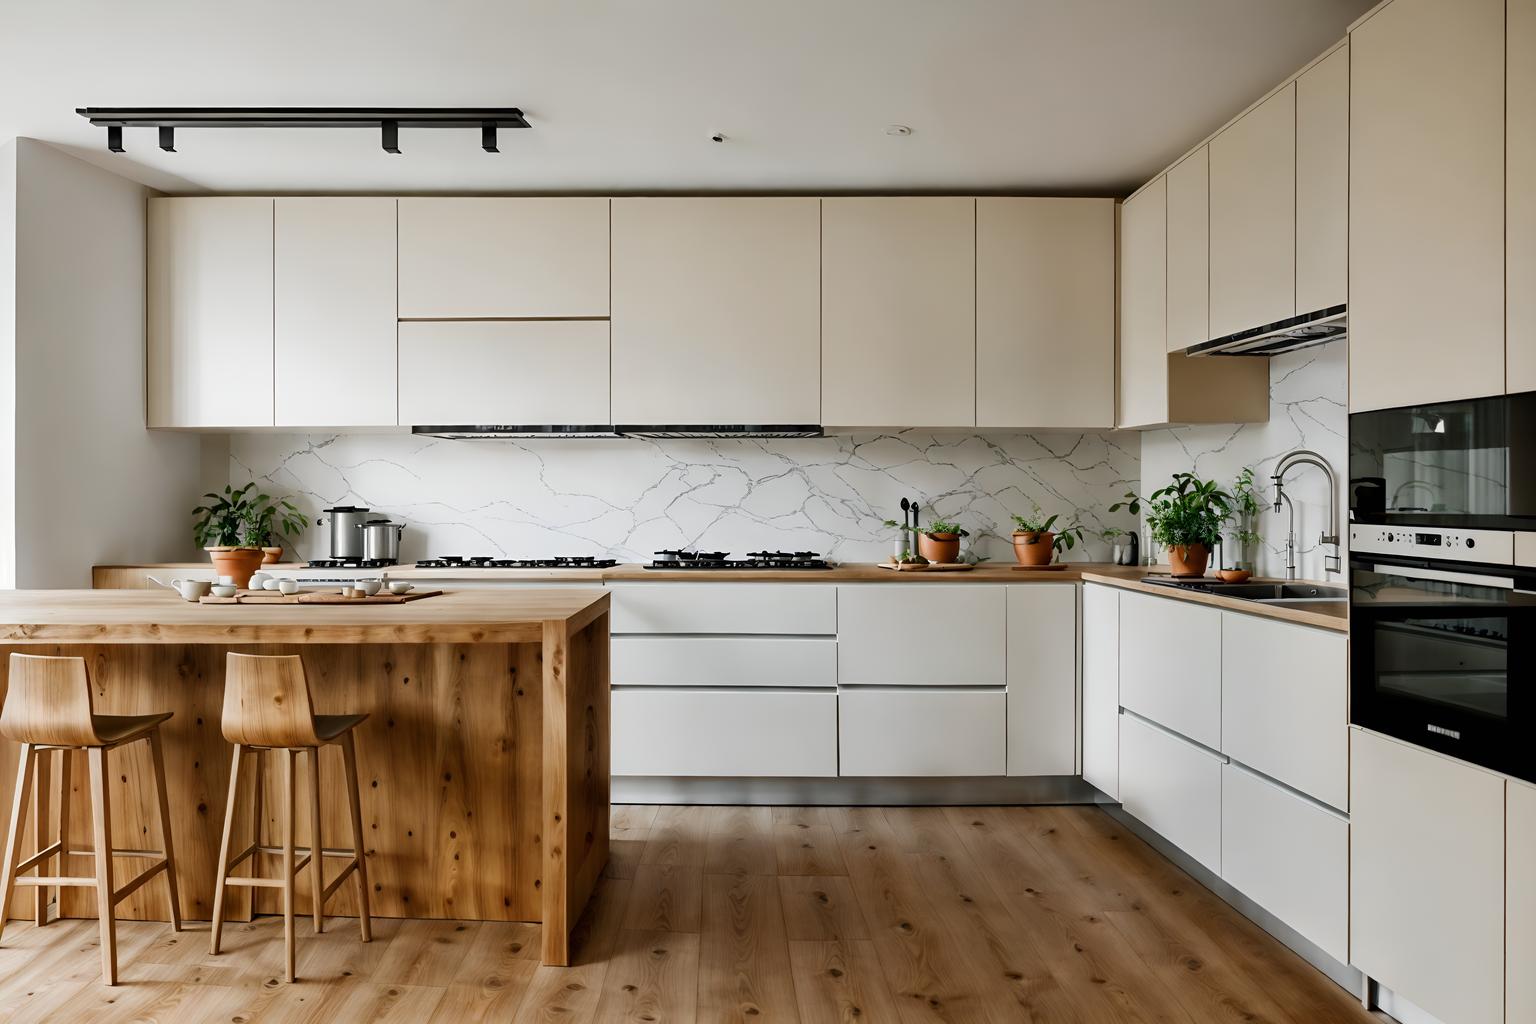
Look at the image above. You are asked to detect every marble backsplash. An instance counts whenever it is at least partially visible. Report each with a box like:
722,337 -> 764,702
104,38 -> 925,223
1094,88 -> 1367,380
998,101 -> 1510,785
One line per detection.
1139,341 -> 1349,580
230,431 -> 1141,565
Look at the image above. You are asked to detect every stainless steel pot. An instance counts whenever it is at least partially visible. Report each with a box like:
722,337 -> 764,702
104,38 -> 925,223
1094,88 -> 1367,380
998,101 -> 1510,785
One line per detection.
318,506 -> 370,559
360,519 -> 405,563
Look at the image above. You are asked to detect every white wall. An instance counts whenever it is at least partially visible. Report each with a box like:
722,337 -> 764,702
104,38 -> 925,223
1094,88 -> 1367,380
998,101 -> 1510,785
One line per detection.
0,143 -> 15,588
7,139 -> 202,586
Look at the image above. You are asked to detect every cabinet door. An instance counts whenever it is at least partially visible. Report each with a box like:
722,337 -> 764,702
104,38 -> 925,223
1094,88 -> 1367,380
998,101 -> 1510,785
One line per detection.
1350,728 -> 1503,1024
839,689 -> 1006,777
397,198 -> 609,318
1005,584 -> 1077,776
611,198 -> 820,425
147,198 -> 273,427
1081,584 -> 1120,798
1209,85 -> 1296,339
1119,713 -> 1222,874
1511,780 -> 1536,1024
1118,591 -> 1221,749
1220,613 -> 1347,809
976,198 -> 1114,428
1118,179 -> 1168,428
1350,0 -> 1505,411
397,321 -> 609,426
611,584 -> 837,636
1296,46 -> 1349,314
1510,0 -> 1536,393
613,689 -> 837,777
1165,149 -> 1209,352
837,585 -> 1005,687
274,198 -> 397,427
822,198 -> 975,427
612,637 -> 836,689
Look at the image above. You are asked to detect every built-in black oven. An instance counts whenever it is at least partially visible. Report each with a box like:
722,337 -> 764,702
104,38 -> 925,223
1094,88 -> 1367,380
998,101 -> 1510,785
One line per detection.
1348,523 -> 1535,782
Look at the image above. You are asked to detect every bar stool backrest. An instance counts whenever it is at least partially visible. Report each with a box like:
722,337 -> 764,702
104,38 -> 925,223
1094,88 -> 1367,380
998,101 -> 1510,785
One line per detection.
222,653 -> 322,747
0,653 -> 100,746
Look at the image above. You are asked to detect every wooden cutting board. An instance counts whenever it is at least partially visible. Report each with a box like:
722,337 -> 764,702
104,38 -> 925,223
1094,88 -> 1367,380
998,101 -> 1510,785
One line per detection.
1009,563 -> 1071,571
877,561 -> 975,572
200,589 -> 444,605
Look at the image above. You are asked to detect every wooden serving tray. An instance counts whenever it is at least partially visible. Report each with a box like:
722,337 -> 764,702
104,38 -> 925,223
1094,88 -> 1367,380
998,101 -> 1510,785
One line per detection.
1010,563 -> 1071,572
200,589 -> 444,605
877,562 -> 975,572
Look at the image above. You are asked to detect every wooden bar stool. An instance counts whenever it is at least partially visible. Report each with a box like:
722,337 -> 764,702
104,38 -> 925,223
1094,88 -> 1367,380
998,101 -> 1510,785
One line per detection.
0,653 -> 182,985
210,652 -> 371,983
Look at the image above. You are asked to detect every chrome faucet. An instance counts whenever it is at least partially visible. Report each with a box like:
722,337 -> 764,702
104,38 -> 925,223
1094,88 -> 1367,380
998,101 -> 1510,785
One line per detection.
1273,449 -> 1342,576
1278,491 -> 1298,580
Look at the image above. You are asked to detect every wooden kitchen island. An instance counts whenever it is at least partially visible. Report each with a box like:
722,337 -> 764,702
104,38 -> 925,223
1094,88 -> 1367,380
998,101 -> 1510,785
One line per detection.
0,589 -> 610,965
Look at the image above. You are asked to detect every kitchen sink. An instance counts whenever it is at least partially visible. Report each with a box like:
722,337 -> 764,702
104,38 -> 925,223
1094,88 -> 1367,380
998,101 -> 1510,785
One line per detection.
1142,577 -> 1347,604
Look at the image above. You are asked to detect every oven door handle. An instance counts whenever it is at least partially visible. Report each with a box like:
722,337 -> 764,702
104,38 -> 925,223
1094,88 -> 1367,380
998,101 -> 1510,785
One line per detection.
1373,563 -> 1516,589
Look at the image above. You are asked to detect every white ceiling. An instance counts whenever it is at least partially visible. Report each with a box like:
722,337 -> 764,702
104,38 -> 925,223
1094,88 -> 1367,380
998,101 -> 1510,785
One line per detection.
0,0 -> 1375,196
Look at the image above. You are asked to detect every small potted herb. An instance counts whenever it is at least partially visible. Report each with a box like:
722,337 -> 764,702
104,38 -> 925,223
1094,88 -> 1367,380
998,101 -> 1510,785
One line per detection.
1010,506 -> 1086,567
1110,472 -> 1233,578
192,484 -> 306,587
883,518 -> 970,565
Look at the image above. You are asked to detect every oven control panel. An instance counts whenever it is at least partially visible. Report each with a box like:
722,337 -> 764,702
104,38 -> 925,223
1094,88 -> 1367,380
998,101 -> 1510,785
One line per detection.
1350,525 -> 1515,564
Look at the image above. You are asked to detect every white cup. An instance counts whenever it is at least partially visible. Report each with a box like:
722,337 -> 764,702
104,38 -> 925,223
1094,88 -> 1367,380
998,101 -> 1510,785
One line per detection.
263,578 -> 283,591
278,579 -> 299,595
248,572 -> 270,589
357,579 -> 382,597
169,578 -> 213,602
210,584 -> 238,599
388,581 -> 414,595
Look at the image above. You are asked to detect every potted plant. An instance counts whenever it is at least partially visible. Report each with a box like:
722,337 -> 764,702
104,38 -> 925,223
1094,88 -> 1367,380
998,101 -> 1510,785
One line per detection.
192,484 -> 292,587
1227,467 -> 1263,574
1110,472 -> 1233,577
882,518 -> 969,564
249,493 -> 310,563
1009,506 -> 1086,566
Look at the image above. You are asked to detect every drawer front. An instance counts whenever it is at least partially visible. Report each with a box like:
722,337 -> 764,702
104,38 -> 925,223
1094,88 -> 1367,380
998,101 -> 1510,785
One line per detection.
1119,713 -> 1223,875
838,689 -> 1006,777
1006,584 -> 1078,776
837,585 -> 1006,686
1119,591 -> 1222,748
610,584 -> 836,635
612,636 -> 835,688
612,689 -> 837,777
1220,763 -> 1348,962
1221,612 -> 1347,809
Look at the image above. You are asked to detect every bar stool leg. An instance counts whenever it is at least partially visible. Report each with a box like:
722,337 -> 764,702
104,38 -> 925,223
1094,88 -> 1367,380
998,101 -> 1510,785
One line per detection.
147,730 -> 182,932
281,747 -> 298,983
87,747 -> 117,986
209,743 -> 244,955
53,750 -> 72,926
341,731 -> 370,942
0,743 -> 36,944
308,747 -> 324,934
32,748 -> 50,925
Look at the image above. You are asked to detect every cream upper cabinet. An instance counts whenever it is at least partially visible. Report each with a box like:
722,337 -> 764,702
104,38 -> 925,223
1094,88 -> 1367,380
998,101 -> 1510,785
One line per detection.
1165,148 -> 1209,352
1350,0 -> 1506,411
976,198 -> 1115,428
821,197 -> 975,427
1350,729 -> 1504,1024
1510,780 -> 1536,1024
273,198 -> 397,427
1209,84 -> 1296,339
396,198 -> 609,318
1295,45 -> 1349,314
611,198 -> 819,425
1509,0 -> 1536,393
1118,179 -> 1169,427
147,198 -> 274,428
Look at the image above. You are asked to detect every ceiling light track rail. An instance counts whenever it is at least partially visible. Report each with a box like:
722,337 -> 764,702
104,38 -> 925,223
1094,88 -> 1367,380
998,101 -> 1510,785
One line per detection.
75,107 -> 529,154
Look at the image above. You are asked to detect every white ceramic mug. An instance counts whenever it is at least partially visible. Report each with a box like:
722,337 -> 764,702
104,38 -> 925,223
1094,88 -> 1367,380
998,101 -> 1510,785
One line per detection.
388,581 -> 414,595
278,579 -> 299,595
168,578 -> 212,602
357,579 -> 382,597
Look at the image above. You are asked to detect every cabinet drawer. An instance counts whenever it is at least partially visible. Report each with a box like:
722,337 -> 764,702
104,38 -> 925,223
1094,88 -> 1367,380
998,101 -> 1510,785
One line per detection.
1119,591 -> 1221,748
1221,763 -> 1347,962
610,584 -> 836,635
839,689 -> 1006,777
612,689 -> 836,777
612,636 -> 835,688
1221,613 -> 1347,809
1119,713 -> 1223,875
838,585 -> 1005,686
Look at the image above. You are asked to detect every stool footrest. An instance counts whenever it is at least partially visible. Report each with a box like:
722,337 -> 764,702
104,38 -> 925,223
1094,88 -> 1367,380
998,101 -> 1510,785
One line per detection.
321,857 -> 360,901
15,840 -> 63,873
224,851 -> 313,887
64,847 -> 165,859
15,875 -> 100,887
112,859 -> 169,904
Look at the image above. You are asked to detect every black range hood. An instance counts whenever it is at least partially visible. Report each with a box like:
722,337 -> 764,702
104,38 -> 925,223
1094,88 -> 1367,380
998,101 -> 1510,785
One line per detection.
1186,304 -> 1347,357
412,424 -> 824,440
412,425 -> 622,439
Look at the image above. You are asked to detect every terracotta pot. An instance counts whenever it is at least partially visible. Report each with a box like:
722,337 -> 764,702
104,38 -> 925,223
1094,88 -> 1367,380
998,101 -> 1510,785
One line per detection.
205,546 -> 266,588
917,532 -> 962,565
1012,531 -> 1055,566
261,546 -> 284,564
1167,543 -> 1210,577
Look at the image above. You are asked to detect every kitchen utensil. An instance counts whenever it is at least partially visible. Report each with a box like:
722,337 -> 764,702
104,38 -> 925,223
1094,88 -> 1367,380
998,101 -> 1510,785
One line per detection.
388,581 -> 415,595
210,584 -> 238,598
357,579 -> 382,597
165,578 -> 212,601
360,519 -> 405,562
878,561 -> 975,572
318,506 -> 370,559
278,579 -> 300,595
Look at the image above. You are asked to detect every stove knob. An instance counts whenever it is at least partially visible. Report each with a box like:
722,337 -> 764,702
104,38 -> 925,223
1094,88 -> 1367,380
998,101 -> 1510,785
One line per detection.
1466,537 -> 1476,548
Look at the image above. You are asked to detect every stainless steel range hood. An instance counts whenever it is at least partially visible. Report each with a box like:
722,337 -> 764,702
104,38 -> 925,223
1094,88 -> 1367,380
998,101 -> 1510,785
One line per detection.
617,425 -> 824,439
412,425 -> 622,439
412,424 -> 825,439
1186,304 -> 1347,357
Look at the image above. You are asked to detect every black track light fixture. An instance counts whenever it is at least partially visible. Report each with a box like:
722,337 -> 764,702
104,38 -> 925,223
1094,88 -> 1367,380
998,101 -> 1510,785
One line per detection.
75,107 -> 530,154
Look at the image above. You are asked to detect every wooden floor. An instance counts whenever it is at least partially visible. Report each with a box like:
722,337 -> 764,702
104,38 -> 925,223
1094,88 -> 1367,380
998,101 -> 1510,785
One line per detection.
0,804 -> 1387,1023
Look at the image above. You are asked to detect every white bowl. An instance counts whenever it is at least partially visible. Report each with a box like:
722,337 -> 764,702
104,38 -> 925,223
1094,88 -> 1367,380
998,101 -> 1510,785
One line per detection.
388,581 -> 415,595
263,578 -> 283,590
210,584 -> 238,598
357,579 -> 382,597
277,579 -> 299,595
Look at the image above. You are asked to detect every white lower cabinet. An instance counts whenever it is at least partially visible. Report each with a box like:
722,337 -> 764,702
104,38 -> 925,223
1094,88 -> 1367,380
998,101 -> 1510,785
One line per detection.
1350,728 -> 1504,1024
839,689 -> 1006,777
611,583 -> 836,635
1220,763 -> 1347,963
837,585 -> 1006,686
1118,590 -> 1221,749
1119,713 -> 1222,875
612,636 -> 835,688
1081,584 -> 1119,798
1005,584 -> 1077,776
612,689 -> 837,777
1510,780 -> 1536,1024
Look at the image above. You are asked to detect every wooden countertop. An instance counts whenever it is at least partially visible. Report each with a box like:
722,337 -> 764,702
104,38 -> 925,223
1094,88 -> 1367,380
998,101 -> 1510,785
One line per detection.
0,589 -> 610,645
1079,571 -> 1348,632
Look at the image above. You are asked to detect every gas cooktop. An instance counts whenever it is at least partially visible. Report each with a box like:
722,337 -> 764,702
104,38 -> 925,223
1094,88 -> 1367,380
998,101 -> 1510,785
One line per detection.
305,558 -> 398,569
412,555 -> 619,570
645,550 -> 834,570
